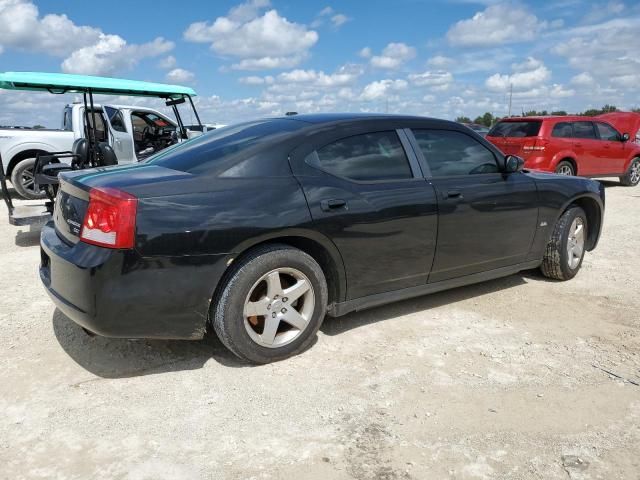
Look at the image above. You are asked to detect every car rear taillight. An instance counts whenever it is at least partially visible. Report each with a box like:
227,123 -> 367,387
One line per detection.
80,187 -> 137,249
522,139 -> 546,152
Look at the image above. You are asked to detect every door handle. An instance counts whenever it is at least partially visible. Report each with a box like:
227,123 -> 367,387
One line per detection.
320,199 -> 347,212
443,189 -> 463,199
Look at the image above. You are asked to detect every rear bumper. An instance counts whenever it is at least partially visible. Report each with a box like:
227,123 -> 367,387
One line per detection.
40,222 -> 228,340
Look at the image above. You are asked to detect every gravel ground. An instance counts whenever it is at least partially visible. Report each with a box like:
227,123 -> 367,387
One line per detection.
1,181 -> 639,480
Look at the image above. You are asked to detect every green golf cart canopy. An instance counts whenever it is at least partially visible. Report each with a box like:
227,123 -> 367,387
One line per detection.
0,71 -> 197,99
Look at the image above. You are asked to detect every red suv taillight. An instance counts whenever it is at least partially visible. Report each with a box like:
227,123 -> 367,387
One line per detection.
80,187 -> 137,249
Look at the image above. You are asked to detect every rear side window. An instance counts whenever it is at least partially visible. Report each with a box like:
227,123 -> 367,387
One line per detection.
61,106 -> 73,131
147,119 -> 305,174
552,122 -> 573,138
572,122 -> 597,139
595,122 -> 619,141
310,131 -> 413,182
412,129 -> 498,177
488,121 -> 541,137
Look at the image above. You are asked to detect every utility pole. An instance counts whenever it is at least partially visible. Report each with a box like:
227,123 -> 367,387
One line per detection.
507,83 -> 513,117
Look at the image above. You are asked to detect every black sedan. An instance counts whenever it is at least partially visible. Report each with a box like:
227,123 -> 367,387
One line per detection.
40,114 -> 605,363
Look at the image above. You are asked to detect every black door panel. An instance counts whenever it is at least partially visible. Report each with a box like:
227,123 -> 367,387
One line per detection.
428,173 -> 538,282
297,175 -> 438,298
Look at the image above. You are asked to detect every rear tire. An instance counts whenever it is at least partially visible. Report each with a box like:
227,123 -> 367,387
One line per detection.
619,157 -> 640,186
541,206 -> 587,281
212,244 -> 328,364
555,160 -> 575,176
10,158 -> 47,200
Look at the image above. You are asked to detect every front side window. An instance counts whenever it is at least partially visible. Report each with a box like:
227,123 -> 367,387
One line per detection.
311,131 -> 413,182
572,122 -> 597,139
595,122 -> 619,141
552,122 -> 573,138
104,106 -> 127,133
412,129 -> 498,177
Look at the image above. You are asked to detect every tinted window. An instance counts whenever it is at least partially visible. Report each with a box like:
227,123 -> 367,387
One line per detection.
147,119 -> 305,174
413,129 -> 498,177
572,122 -> 597,139
595,122 -> 619,141
104,106 -> 127,133
312,131 -> 412,181
488,120 -> 541,137
552,122 -> 573,138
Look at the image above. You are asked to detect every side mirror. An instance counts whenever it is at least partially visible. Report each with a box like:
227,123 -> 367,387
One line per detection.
621,132 -> 630,142
504,155 -> 525,173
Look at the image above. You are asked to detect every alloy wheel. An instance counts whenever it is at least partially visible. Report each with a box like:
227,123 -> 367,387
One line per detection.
630,160 -> 640,185
243,267 -> 315,348
566,217 -> 585,269
21,166 -> 37,194
556,165 -> 573,176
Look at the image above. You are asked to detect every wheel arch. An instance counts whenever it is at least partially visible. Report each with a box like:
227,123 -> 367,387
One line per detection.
212,230 -> 347,317
7,149 -> 50,177
552,154 -> 578,175
558,194 -> 603,251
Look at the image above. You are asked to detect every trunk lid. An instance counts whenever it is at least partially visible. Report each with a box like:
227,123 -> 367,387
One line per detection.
54,164 -> 193,243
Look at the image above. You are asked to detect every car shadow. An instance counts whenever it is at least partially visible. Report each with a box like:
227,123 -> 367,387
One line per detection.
52,309 -> 250,378
321,273 -> 531,336
15,225 -> 42,247
596,179 -> 621,188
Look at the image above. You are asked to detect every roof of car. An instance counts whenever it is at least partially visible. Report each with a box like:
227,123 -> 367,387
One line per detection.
500,115 -> 594,122
0,72 -> 197,99
278,113 -> 440,124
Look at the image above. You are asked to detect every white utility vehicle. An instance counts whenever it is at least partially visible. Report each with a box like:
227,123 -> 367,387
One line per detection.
0,103 -> 197,199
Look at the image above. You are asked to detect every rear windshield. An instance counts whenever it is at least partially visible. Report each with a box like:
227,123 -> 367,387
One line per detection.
146,119 -> 305,174
488,120 -> 542,138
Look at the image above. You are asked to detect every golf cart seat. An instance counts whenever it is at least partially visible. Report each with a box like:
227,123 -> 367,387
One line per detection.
35,138 -> 88,187
97,142 -> 118,166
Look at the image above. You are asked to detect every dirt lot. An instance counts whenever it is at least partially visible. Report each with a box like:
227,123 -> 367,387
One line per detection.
1,181 -> 639,480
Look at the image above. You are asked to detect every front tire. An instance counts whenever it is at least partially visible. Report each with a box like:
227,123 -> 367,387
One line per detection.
10,158 -> 47,200
212,244 -> 328,364
541,206 -> 588,281
555,160 -> 575,176
619,157 -> 640,186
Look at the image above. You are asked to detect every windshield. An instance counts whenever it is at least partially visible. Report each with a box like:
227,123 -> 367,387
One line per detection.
488,120 -> 542,138
146,119 -> 306,174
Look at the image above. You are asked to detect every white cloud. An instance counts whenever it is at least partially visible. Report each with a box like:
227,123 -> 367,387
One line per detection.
360,79 -> 408,101
553,17 -> 640,92
239,75 -> 274,85
0,0 -> 101,56
570,72 -> 595,87
331,14 -> 349,27
184,0 -> 318,70
370,42 -> 416,69
166,68 -> 195,83
359,47 -> 372,58
446,4 -> 544,47
485,57 -> 551,91
408,70 -> 453,87
159,55 -> 177,69
61,35 -> 174,76
0,0 -> 174,76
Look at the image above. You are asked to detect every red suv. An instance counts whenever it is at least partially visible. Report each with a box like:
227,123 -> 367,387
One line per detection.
486,116 -> 640,186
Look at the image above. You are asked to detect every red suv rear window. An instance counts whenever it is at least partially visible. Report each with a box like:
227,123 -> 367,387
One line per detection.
488,121 -> 542,138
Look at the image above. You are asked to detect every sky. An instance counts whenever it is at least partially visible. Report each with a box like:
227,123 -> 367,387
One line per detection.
0,0 -> 639,127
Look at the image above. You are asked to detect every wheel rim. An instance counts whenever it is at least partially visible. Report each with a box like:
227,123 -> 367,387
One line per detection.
243,267 -> 315,348
556,164 -> 573,176
566,217 -> 585,270
630,160 -> 640,184
21,166 -> 37,193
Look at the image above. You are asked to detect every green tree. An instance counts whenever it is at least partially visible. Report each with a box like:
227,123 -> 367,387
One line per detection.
473,112 -> 495,127
32,124 -> 45,129
551,110 -> 567,116
455,116 -> 472,123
